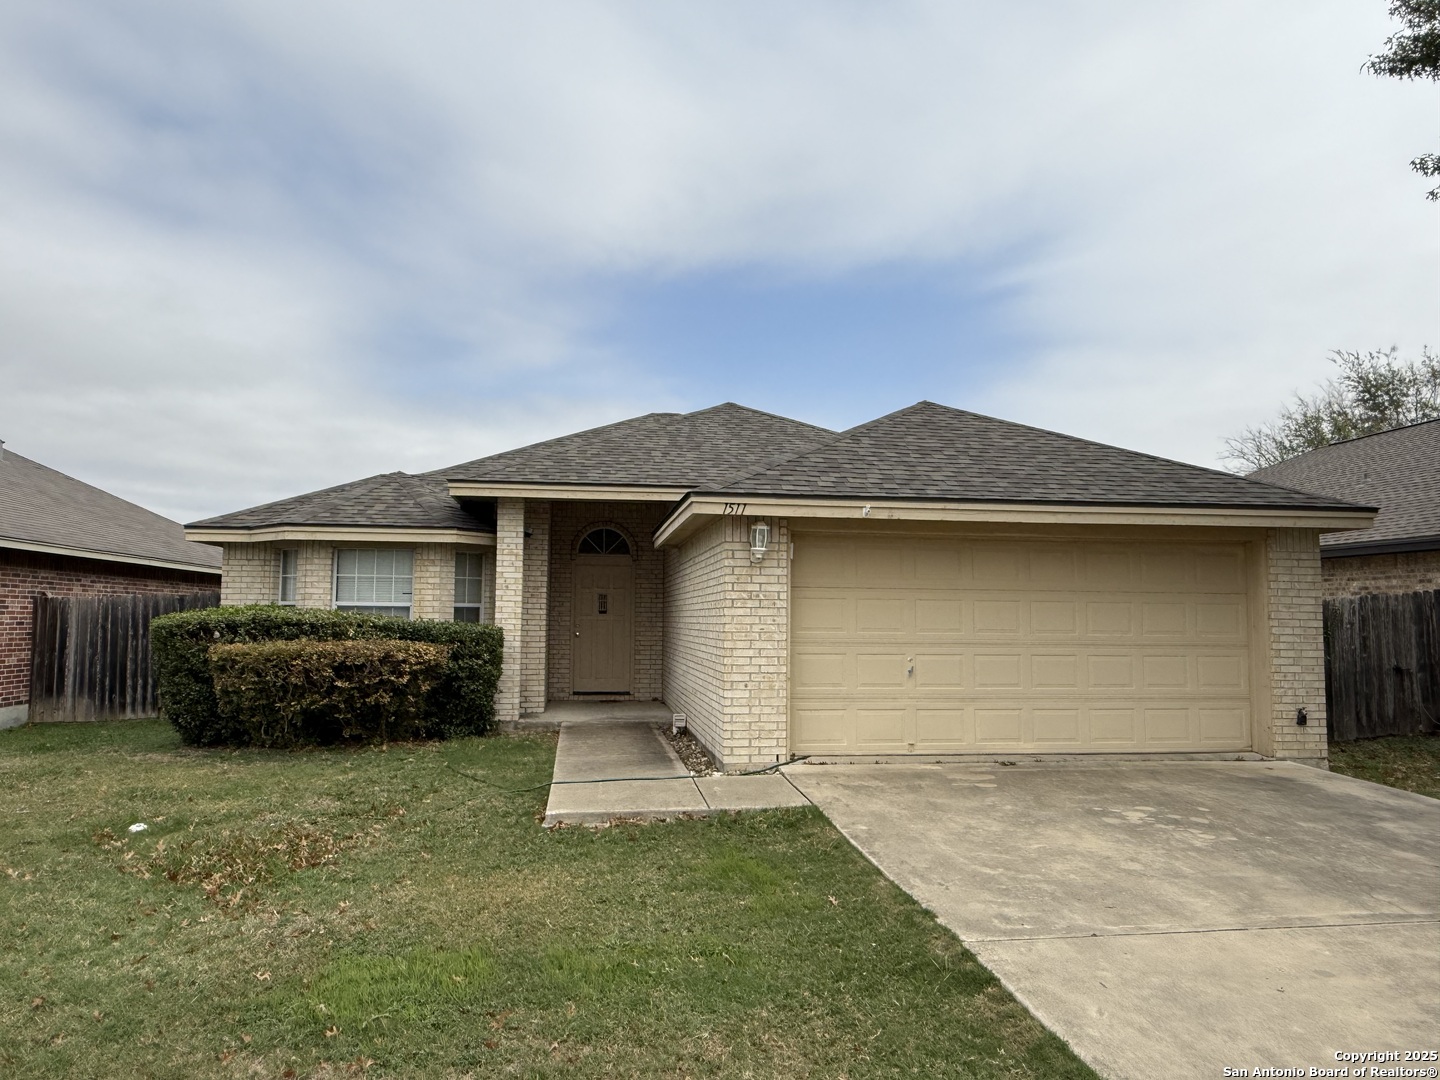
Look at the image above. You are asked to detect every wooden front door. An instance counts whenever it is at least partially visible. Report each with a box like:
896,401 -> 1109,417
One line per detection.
572,557 -> 634,693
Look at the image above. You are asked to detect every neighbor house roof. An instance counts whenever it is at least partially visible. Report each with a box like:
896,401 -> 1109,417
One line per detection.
1247,420 -> 1439,555
188,472 -> 490,534
706,401 -> 1372,512
442,403 -> 835,489
0,448 -> 221,572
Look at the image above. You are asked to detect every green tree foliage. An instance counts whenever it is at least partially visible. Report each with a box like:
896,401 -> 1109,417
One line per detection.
1365,0 -> 1440,199
1224,347 -> 1440,470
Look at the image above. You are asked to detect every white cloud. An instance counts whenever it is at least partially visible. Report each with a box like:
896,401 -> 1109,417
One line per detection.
0,0 -> 1433,521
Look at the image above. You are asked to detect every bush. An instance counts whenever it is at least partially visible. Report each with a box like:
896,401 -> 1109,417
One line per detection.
209,639 -> 450,747
151,606 -> 504,746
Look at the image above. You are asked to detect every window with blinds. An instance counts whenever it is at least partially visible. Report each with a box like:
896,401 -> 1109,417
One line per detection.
333,549 -> 414,618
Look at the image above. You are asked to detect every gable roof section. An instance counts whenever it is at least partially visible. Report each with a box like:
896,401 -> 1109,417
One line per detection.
0,450 -> 221,571
1247,420 -> 1439,553
187,472 -> 488,533
707,401 -> 1371,512
441,403 -> 835,489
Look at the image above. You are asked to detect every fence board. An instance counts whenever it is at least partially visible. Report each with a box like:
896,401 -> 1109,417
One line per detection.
28,591 -> 219,723
1324,589 -> 1440,740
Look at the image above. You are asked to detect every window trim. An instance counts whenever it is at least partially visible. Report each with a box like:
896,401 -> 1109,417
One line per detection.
332,547 -> 415,619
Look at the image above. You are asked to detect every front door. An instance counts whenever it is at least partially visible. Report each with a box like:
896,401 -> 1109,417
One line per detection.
572,558 -> 634,693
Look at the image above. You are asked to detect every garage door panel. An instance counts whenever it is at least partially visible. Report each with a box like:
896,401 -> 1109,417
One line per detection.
1033,708 -> 1082,743
913,652 -> 964,688
1090,708 -> 1138,743
1032,654 -> 1080,689
855,709 -> 907,749
975,707 -> 1023,742
1144,708 -> 1193,744
915,598 -> 963,631
856,653 -> 908,688
916,708 -> 969,746
793,652 -> 845,691
794,595 -> 847,633
974,600 -> 1021,633
1031,600 -> 1078,633
791,535 -> 1253,755
792,707 -> 849,749
856,598 -> 908,632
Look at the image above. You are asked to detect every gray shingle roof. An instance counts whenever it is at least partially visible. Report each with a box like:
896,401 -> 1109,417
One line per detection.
440,403 -> 835,488
707,401 -> 1371,512
0,449 -> 221,570
188,472 -> 490,532
1247,420 -> 1439,551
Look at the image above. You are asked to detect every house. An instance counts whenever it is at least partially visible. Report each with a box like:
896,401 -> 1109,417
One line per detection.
186,402 -> 1374,770
1248,420 -> 1439,599
0,444 -> 222,728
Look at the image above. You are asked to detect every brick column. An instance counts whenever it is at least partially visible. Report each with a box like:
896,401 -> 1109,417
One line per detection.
494,498 -> 526,725
721,515 -> 790,771
1264,528 -> 1328,767
520,501 -> 551,713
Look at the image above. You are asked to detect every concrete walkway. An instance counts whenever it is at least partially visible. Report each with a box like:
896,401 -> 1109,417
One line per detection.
543,721 -> 810,826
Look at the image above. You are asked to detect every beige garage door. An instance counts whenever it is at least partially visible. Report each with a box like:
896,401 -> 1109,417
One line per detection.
790,533 -> 1255,754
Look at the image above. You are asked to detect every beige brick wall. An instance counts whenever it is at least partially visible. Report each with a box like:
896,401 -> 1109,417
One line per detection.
220,543 -> 278,605
521,501 -> 551,713
1322,549 -> 1440,599
494,499 -> 526,725
1263,528 -> 1329,767
663,515 -> 789,772
220,540 -> 495,623
662,517 -> 728,755
547,501 -> 667,701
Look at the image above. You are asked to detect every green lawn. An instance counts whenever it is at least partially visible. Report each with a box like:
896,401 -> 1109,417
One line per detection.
1328,733 -> 1440,799
0,720 -> 1094,1079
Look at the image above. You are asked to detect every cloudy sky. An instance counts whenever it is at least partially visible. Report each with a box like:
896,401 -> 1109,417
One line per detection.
0,1 -> 1434,523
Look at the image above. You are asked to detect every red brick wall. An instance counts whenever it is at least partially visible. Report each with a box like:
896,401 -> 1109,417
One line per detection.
0,549 -> 219,709
1321,549 -> 1440,599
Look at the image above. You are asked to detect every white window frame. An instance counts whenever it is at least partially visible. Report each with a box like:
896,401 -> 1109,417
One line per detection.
333,548 -> 414,619
453,550 -> 490,623
277,548 -> 298,606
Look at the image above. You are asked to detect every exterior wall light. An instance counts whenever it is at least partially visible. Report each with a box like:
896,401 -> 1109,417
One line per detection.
749,520 -> 770,562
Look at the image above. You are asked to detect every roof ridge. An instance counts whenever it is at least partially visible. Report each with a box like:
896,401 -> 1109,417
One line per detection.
428,411 -> 685,478
909,400 -> 1334,500
686,401 -> 836,436
1263,417 -> 1440,463
702,401 -> 941,491
4,451 -> 184,528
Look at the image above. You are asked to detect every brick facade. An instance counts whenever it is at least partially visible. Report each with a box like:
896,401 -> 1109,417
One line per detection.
1321,548 -> 1440,599
547,501 -> 668,703
520,501 -> 551,714
493,500 -> 525,725
0,548 -> 219,722
1262,528 -> 1329,766
663,515 -> 789,771
219,540 -> 495,623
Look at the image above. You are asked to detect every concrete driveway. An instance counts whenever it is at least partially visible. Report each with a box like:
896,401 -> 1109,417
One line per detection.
784,760 -> 1440,1080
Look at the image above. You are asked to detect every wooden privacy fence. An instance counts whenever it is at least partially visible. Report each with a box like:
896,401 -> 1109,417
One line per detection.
1324,589 -> 1440,741
29,591 -> 219,723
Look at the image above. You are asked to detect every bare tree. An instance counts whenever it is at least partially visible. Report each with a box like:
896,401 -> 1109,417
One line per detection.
1223,347 -> 1440,470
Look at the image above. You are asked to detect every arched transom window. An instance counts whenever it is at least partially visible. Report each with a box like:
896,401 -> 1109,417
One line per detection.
578,527 -> 631,556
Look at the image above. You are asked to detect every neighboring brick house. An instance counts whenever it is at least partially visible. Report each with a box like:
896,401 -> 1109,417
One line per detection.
1249,420 -> 1438,599
0,445 -> 222,728
189,402 -> 1374,770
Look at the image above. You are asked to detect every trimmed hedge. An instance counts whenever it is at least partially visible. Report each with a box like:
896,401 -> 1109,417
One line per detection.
151,606 -> 503,746
209,639 -> 450,747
